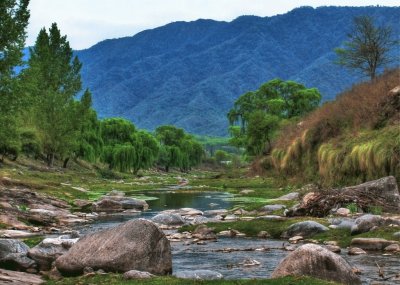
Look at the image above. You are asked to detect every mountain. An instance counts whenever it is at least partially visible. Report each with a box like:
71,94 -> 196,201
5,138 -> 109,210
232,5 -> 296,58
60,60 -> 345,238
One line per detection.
76,6 -> 400,136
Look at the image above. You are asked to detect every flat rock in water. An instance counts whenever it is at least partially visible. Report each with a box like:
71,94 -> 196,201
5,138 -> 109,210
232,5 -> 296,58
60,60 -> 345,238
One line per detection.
282,221 -> 328,238
0,268 -> 43,285
175,270 -> 223,280
272,244 -> 361,285
350,238 -> 399,251
55,219 -> 172,276
348,247 -> 367,255
151,213 -> 185,226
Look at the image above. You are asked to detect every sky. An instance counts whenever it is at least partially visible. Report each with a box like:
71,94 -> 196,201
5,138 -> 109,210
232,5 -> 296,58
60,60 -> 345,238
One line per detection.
27,0 -> 399,50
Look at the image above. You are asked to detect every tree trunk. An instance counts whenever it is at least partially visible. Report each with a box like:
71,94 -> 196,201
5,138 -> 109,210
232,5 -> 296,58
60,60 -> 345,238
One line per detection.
165,165 -> 169,172
63,157 -> 70,168
47,153 -> 54,167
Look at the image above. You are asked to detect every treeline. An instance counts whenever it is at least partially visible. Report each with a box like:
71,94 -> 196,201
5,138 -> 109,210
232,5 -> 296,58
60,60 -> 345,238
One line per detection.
0,1 -> 203,173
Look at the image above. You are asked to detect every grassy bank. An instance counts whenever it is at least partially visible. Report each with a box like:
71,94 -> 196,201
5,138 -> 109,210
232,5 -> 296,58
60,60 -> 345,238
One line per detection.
45,275 -> 339,285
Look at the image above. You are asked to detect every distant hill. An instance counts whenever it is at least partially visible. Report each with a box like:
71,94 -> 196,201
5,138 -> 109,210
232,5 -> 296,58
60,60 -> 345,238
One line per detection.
76,6 -> 400,135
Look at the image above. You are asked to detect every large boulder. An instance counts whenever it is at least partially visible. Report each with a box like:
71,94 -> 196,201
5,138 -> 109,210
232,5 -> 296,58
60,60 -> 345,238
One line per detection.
281,221 -> 328,238
151,213 -> 185,226
55,219 -> 171,276
0,239 -> 29,259
28,236 -> 79,271
350,238 -> 399,251
350,214 -> 385,235
271,244 -> 361,285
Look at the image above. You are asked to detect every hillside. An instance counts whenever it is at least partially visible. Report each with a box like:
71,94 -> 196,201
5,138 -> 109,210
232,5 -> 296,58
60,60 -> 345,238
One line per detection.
76,6 -> 400,135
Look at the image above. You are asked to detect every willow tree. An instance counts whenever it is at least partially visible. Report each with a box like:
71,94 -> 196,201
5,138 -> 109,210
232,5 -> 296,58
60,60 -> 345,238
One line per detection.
25,23 -> 83,166
0,0 -> 30,160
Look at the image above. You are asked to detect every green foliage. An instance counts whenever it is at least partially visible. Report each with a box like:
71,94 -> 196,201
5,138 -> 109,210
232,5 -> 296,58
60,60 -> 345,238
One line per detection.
228,79 -> 321,156
214,150 -> 230,163
155,125 -> 204,172
0,0 -> 30,161
19,127 -> 41,158
345,203 -> 358,214
335,15 -> 398,80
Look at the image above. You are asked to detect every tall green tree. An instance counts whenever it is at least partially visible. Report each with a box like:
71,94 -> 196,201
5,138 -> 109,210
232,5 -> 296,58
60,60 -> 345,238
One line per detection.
228,79 -> 321,156
0,0 -> 30,160
335,15 -> 398,80
25,23 -> 82,166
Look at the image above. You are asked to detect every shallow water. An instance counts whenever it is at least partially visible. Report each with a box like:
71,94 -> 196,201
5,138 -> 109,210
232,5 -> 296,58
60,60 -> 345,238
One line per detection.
75,189 -> 400,285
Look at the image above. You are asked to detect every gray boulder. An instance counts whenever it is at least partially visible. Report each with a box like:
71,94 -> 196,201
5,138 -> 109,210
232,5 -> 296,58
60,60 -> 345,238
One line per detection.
151,213 -> 185,226
282,221 -> 328,238
272,244 -> 361,285
175,270 -> 223,280
260,204 -> 286,213
328,218 -> 355,230
28,236 -> 78,271
0,253 -> 36,271
350,214 -> 385,235
0,239 -> 29,259
277,192 -> 299,201
92,196 -> 148,213
55,219 -> 172,276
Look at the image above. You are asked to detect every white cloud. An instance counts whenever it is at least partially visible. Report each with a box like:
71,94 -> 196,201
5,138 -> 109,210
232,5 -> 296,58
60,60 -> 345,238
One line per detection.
27,0 -> 400,49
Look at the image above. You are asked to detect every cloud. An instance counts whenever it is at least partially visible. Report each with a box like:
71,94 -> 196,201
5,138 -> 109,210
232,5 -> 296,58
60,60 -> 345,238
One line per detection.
27,0 -> 400,49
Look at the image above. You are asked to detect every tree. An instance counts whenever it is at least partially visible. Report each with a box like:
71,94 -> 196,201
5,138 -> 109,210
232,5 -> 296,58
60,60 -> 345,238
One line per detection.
228,79 -> 321,156
0,0 -> 30,160
25,23 -> 83,166
335,15 -> 397,80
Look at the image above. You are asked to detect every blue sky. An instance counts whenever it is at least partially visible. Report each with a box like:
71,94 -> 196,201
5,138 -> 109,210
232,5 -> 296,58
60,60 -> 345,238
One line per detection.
27,0 -> 399,49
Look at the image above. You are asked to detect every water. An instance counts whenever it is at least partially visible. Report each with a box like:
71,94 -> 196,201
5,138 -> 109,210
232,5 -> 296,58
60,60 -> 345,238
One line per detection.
75,189 -> 400,284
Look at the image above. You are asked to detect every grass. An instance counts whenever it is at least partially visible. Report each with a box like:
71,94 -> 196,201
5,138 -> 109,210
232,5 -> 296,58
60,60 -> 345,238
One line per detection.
22,236 -> 44,248
45,275 -> 339,285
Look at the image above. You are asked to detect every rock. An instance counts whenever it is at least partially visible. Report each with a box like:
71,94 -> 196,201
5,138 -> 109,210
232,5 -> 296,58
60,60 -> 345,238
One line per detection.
0,239 -> 29,259
336,208 -> 351,216
260,204 -> 286,213
192,225 -> 217,240
0,214 -> 30,229
384,243 -> 400,252
239,258 -> 260,267
329,218 -> 355,230
28,236 -> 78,270
0,268 -> 44,285
288,236 -> 303,243
325,245 -> 341,253
175,270 -> 223,280
257,215 -> 286,221
223,214 -> 237,221
92,197 -> 148,213
74,199 -> 92,210
257,231 -> 270,238
204,209 -> 228,216
0,230 -> 40,238
348,247 -> 367,255
190,216 -> 211,225
233,208 -> 248,215
151,213 -> 185,226
351,214 -> 385,235
393,231 -> 400,238
271,244 -> 361,285
55,219 -> 172,275
343,176 -> 400,213
350,238 -> 399,251
0,253 -> 36,271
276,192 -> 299,201
282,221 -> 328,238
123,270 -> 155,280
217,229 -> 244,237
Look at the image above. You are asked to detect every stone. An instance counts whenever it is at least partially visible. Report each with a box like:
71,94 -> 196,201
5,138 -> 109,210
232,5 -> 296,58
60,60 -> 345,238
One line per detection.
0,230 -> 40,239
336,208 -> 351,216
55,219 -> 172,275
257,215 -> 286,221
0,252 -> 36,271
384,243 -> 400,252
204,209 -> 228,216
240,258 -> 260,267
350,238 -> 399,251
325,245 -> 341,253
329,218 -> 355,230
92,196 -> 148,213
190,216 -> 211,225
223,214 -> 237,221
123,270 -> 155,280
257,231 -> 270,238
260,204 -> 286,213
351,214 -> 385,235
271,244 -> 361,285
276,192 -> 299,201
0,214 -> 29,229
175,270 -> 223,280
28,236 -> 79,271
239,189 -> 254,194
151,213 -> 185,226
348,247 -> 367,255
282,221 -> 329,238
192,225 -> 217,240
0,268 -> 43,285
0,239 -> 29,259
393,231 -> 400,238
288,236 -> 303,243
73,199 -> 92,210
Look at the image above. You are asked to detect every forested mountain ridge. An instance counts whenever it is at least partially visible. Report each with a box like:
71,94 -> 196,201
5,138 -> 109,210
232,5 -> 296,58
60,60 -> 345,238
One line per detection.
76,6 -> 400,135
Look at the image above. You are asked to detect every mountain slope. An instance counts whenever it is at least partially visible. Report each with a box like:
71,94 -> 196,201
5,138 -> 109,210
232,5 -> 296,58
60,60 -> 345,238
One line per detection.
76,6 -> 400,135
